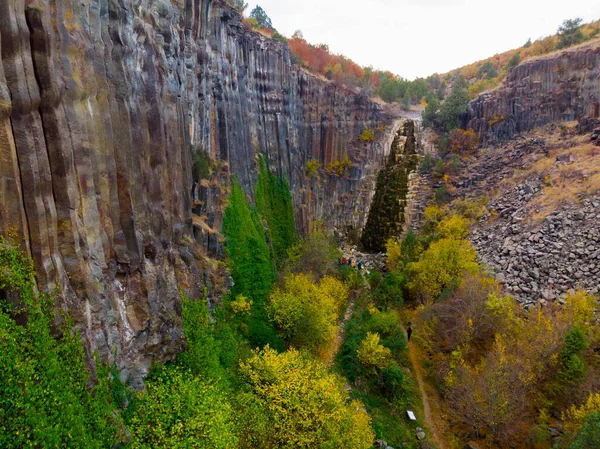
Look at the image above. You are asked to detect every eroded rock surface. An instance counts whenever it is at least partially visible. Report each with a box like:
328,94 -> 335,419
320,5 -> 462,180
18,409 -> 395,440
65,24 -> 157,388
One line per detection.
468,40 -> 600,143
0,0 -> 392,385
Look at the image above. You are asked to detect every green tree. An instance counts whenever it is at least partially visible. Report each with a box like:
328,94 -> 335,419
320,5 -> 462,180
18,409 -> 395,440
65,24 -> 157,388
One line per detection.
524,37 -> 532,48
439,79 -> 470,132
505,51 -> 521,70
557,18 -> 584,49
250,5 -> 273,29
422,93 -> 440,128
568,411 -> 600,449
402,88 -> 412,110
0,236 -> 121,448
255,155 -> 297,264
478,61 -> 498,79
222,178 -> 282,349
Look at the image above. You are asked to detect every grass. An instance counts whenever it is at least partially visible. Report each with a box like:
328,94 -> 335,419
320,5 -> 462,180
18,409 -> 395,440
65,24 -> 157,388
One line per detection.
504,122 -> 600,221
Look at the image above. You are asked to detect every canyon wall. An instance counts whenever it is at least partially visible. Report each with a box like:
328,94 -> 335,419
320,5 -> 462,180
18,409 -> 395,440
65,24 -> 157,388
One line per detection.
468,40 -> 600,142
0,0 -> 392,386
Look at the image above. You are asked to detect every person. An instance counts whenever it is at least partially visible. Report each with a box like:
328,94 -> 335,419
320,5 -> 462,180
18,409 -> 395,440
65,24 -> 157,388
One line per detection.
342,257 -> 347,265
407,323 -> 412,342
351,260 -> 356,268
357,261 -> 363,270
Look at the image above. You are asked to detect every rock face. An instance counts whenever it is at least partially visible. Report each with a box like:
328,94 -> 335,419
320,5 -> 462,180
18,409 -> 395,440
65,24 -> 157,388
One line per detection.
0,0 -> 392,385
468,40 -> 600,143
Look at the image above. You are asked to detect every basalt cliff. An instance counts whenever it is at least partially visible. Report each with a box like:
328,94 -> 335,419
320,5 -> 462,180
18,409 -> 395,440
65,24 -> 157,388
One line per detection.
0,0 -> 394,385
468,39 -> 600,142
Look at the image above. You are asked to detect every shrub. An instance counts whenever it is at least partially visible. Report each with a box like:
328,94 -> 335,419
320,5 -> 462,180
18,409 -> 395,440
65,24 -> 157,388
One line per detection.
128,367 -> 237,449
326,157 -> 353,176
419,152 -> 435,174
379,366 -> 406,399
368,311 -> 400,336
357,332 -> 392,371
359,128 -> 376,142
305,159 -> 321,178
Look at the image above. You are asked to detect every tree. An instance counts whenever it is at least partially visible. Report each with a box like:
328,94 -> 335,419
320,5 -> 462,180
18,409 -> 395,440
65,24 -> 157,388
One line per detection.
292,29 -> 304,40
250,5 -> 273,29
407,236 -> 479,299
422,94 -> 440,128
255,155 -> 297,264
240,347 -> 375,449
505,51 -> 521,70
128,367 -> 237,449
477,61 -> 498,79
222,178 -> 281,349
402,88 -> 412,110
267,273 -> 348,355
568,412 -> 600,449
357,332 -> 392,371
439,83 -> 470,132
524,37 -> 532,48
449,128 -> 479,154
557,18 -> 584,49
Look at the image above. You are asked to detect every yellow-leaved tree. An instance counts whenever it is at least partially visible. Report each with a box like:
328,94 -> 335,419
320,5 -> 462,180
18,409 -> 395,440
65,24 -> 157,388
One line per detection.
239,347 -> 374,449
356,332 -> 392,371
267,273 -> 348,355
407,236 -> 479,299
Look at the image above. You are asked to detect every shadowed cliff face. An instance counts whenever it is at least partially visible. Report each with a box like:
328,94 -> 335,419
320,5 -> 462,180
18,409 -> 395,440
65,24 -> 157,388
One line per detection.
0,0 -> 392,385
468,40 -> 600,143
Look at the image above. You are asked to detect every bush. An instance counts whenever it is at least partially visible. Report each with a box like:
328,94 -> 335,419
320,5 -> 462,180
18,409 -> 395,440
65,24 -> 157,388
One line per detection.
419,152 -> 435,174
128,367 -> 237,449
368,311 -> 400,336
357,332 -> 392,371
373,272 -> 406,310
305,159 -> 321,178
379,366 -> 406,399
359,128 -> 376,142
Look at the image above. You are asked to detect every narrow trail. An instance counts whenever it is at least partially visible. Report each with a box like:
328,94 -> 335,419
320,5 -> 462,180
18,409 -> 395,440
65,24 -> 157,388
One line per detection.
407,336 -> 447,449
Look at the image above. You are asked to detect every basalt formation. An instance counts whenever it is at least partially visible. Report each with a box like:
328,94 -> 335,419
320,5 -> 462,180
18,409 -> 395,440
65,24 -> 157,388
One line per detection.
0,0 -> 393,385
468,39 -> 600,142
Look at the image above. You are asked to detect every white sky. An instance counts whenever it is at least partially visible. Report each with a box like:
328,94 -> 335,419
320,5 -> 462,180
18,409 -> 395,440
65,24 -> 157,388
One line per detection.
245,0 -> 600,80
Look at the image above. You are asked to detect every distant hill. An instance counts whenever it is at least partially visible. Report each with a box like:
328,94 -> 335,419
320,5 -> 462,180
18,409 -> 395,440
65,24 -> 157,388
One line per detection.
436,18 -> 600,99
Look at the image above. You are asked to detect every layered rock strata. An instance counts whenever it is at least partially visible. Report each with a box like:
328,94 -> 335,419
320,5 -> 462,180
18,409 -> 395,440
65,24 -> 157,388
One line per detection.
0,0 -> 392,385
468,40 -> 600,142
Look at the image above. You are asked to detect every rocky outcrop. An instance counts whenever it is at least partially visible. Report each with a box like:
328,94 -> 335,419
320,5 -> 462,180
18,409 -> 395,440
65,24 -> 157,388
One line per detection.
0,0 -> 392,385
472,191 -> 600,308
468,40 -> 600,143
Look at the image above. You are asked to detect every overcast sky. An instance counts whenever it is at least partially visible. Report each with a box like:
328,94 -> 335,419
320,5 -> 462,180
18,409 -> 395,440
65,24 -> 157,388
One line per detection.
245,0 -> 600,79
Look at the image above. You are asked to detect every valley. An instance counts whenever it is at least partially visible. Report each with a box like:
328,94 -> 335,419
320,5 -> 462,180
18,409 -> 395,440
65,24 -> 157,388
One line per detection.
1,1 -> 599,448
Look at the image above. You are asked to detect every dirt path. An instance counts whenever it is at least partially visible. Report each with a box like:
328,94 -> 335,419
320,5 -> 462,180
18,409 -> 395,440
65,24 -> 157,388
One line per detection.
407,338 -> 447,449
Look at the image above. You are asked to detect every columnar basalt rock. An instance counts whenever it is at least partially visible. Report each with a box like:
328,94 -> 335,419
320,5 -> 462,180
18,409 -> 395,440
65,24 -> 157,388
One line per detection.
468,40 -> 600,143
0,0 -> 391,385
